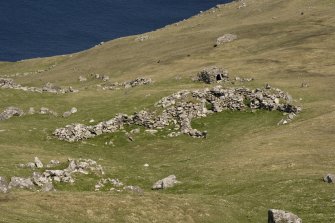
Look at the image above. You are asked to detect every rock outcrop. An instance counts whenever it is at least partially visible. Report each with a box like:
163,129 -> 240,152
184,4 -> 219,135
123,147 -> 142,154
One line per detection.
268,209 -> 302,223
152,175 -> 180,190
102,77 -> 152,90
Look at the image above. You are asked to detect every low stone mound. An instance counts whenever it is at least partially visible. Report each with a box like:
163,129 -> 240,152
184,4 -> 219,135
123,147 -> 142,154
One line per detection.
0,78 -> 78,94
0,107 -> 24,121
152,175 -> 180,190
216,34 -> 237,45
268,209 -> 302,223
54,85 -> 301,142
102,77 -> 152,90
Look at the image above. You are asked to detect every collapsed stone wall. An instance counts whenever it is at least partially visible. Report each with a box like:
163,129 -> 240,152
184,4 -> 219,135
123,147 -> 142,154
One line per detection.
54,85 -> 301,142
101,77 -> 152,90
0,78 -> 78,94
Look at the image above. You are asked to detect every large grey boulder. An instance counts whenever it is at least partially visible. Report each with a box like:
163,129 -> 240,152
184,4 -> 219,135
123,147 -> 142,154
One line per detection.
0,176 -> 9,193
152,175 -> 180,190
268,209 -> 302,223
8,177 -> 34,190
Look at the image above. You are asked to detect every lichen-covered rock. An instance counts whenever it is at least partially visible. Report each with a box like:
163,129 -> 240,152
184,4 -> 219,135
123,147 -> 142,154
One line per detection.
152,175 -> 180,190
268,209 -> 302,223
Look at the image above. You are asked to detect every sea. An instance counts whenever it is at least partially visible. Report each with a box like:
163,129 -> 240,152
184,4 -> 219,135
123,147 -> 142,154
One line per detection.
0,0 -> 232,62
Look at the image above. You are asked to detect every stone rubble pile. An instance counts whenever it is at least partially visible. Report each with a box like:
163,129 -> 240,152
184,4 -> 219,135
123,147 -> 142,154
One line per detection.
268,209 -> 302,223
102,77 -> 153,90
0,78 -> 78,94
54,85 -> 301,142
0,107 -> 24,121
1,158 -> 104,193
216,34 -> 237,45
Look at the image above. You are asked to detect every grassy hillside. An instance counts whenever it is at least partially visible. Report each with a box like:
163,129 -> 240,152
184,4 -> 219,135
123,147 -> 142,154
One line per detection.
0,0 -> 334,222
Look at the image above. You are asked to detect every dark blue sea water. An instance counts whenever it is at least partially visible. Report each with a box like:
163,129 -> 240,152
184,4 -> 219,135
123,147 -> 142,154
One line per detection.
0,0 -> 231,62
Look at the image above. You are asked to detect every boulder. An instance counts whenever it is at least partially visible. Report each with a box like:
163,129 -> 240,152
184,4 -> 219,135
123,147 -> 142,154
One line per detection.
152,175 -> 179,190
0,107 -> 24,121
0,176 -> 9,193
34,157 -> 43,168
62,111 -> 72,118
268,209 -> 302,223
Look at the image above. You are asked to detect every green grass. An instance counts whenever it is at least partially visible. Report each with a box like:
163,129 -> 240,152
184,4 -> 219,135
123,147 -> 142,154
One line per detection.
0,0 -> 335,222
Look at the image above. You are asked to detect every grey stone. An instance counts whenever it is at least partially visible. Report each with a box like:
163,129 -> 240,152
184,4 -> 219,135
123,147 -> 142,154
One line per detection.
0,176 -> 9,193
124,185 -> 143,195
152,175 -> 180,190
268,209 -> 302,223
41,182 -> 55,192
0,107 -> 24,121
63,111 -> 72,118
34,157 -> 43,168
8,177 -> 34,190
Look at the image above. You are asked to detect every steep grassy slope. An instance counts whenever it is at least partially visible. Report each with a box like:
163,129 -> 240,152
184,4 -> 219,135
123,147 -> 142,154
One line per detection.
0,0 -> 335,222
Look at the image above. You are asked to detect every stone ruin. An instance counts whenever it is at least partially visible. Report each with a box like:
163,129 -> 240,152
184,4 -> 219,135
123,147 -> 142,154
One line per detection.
197,66 -> 229,84
0,157 -> 104,193
54,85 -> 301,142
0,78 -> 78,94
102,77 -> 153,90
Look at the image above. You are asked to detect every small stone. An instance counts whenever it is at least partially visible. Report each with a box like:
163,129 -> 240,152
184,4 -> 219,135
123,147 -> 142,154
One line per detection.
144,163 -> 149,167
63,111 -> 72,118
70,107 -> 77,114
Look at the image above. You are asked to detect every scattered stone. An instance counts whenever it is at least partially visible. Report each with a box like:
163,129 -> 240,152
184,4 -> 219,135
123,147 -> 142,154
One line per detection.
323,174 -> 335,183
40,107 -> 57,116
130,128 -> 140,134
0,176 -> 9,193
152,175 -> 180,190
63,111 -> 72,118
89,119 -> 95,123
234,77 -> 254,82
28,107 -> 35,115
124,185 -> 143,195
216,34 -> 237,45
197,66 -> 229,84
268,209 -> 302,223
135,35 -> 149,42
145,129 -> 158,135
95,178 -> 123,191
41,182 -> 55,192
102,77 -> 152,90
8,177 -> 34,190
144,163 -> 149,167
79,76 -> 87,82
301,82 -> 308,88
0,78 -> 78,94
0,107 -> 24,121
46,160 -> 60,168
